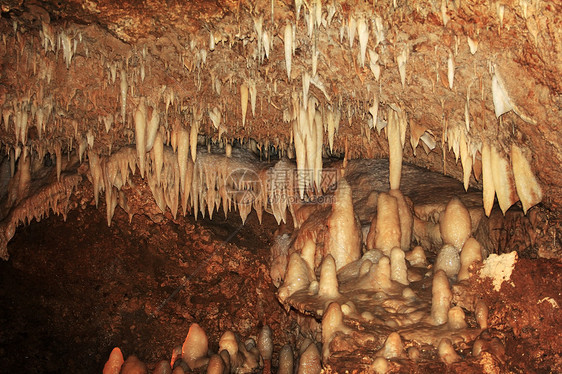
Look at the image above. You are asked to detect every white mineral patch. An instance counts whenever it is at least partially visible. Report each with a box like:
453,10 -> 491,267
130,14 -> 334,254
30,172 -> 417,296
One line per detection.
479,251 -> 518,291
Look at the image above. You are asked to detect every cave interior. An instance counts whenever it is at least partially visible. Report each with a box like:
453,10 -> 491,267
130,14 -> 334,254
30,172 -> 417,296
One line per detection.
0,0 -> 561,373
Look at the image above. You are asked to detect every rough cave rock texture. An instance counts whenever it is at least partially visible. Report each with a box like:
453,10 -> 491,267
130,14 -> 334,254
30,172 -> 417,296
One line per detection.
0,0 -> 560,213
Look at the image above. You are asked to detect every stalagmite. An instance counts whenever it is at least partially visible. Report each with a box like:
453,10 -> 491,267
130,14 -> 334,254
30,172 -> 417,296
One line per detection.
439,197 -> 471,249
431,270 -> 452,325
380,332 -> 404,359
103,347 -> 124,374
284,24 -> 292,80
300,238 -> 316,278
491,146 -> 518,214
322,302 -> 351,360
318,255 -> 341,298
154,361 -> 172,374
475,300 -> 489,329
374,193 -> 401,255
511,144 -> 542,214
182,323 -> 210,370
372,256 -> 392,291
120,356 -> 148,374
481,142 -> 495,216
278,345 -> 294,374
458,238 -> 482,281
257,325 -> 273,363
371,357 -> 389,373
278,253 -> 313,301
206,355 -> 225,374
447,306 -> 467,330
438,339 -> 460,364
298,341 -> 321,374
390,247 -> 408,285
435,244 -> 461,279
219,331 -> 238,365
324,178 -> 362,270
406,246 -> 427,267
389,189 -> 413,251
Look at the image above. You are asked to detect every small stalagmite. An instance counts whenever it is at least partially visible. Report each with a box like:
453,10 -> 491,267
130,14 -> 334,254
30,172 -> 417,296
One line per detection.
390,247 -> 409,285
297,341 -> 322,374
182,323 -> 210,370
318,254 -> 341,298
458,238 -> 482,281
324,178 -> 362,270
439,197 -> 471,249
278,252 -> 314,301
102,347 -> 124,374
257,325 -> 273,371
389,189 -> 413,251
219,331 -> 238,364
371,256 -> 392,291
431,270 -> 452,325
447,306 -> 468,329
374,193 -> 401,255
405,246 -> 427,267
380,332 -> 404,359
435,244 -> 461,279
438,339 -> 460,364
370,357 -> 389,374
120,355 -> 148,374
206,355 -> 225,374
322,302 -> 351,360
278,344 -> 294,374
153,360 -> 172,374
475,300 -> 489,329
300,238 -> 317,278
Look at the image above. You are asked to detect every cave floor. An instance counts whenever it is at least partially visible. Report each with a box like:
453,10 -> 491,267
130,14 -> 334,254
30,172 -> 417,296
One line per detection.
0,180 -> 561,373
0,200 -> 294,373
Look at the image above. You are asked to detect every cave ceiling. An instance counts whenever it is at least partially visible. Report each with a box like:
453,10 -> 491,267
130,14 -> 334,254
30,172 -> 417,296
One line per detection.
0,0 -> 560,212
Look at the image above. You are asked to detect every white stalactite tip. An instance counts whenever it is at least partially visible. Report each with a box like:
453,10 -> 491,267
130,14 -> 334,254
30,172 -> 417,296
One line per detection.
284,24 -> 293,80
511,144 -> 542,214
491,71 -> 513,117
447,54 -> 455,90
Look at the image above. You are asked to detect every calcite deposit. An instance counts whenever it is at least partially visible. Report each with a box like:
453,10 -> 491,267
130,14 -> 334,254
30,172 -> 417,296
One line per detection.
0,0 -> 560,372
